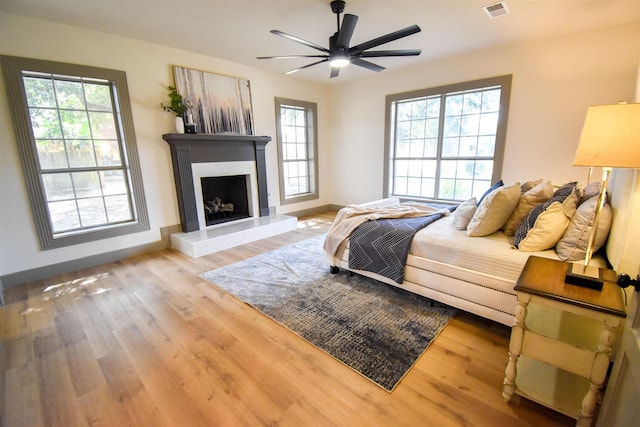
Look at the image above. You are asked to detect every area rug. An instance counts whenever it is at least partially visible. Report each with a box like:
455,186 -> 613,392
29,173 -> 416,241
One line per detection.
200,235 -> 456,391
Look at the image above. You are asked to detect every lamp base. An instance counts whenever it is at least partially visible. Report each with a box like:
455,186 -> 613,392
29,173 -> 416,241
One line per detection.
565,263 -> 603,291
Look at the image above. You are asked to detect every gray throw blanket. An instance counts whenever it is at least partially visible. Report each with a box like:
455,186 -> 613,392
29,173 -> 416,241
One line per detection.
349,210 -> 451,284
324,203 -> 450,265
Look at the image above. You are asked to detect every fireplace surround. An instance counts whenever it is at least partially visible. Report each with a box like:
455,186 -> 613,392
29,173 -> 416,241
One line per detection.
162,133 -> 297,258
162,133 -> 270,232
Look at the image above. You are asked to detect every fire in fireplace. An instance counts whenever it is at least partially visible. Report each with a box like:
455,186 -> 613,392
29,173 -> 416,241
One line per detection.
200,175 -> 251,227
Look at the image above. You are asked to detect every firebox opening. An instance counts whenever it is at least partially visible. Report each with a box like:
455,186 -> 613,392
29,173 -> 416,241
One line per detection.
201,175 -> 251,227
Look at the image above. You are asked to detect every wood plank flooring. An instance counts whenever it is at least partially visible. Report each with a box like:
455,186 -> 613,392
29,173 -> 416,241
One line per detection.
0,212 -> 575,426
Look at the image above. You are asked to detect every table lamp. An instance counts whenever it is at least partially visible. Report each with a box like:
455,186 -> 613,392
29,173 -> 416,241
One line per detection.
569,102 -> 640,290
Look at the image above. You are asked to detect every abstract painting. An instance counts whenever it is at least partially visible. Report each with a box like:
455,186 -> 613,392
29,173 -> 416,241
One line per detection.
173,66 -> 254,135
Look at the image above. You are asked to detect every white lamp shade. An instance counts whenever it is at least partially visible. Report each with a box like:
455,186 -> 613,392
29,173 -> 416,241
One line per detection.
573,103 -> 640,168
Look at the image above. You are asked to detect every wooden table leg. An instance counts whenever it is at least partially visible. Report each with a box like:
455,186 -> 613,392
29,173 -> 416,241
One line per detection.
577,318 -> 619,427
503,293 -> 529,401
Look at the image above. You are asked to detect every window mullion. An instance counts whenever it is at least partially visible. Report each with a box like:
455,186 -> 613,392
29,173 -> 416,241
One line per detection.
434,93 -> 446,200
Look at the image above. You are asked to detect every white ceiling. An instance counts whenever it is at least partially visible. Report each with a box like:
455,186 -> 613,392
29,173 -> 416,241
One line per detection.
1,0 -> 639,83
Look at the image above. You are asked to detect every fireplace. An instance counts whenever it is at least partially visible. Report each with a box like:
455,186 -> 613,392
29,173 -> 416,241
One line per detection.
163,134 -> 270,232
162,133 -> 297,257
201,175 -> 250,226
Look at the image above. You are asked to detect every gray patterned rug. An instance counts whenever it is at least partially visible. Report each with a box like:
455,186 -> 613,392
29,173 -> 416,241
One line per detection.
200,235 -> 455,391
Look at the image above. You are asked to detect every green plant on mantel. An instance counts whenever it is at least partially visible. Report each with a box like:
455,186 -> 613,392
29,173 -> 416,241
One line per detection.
160,85 -> 192,117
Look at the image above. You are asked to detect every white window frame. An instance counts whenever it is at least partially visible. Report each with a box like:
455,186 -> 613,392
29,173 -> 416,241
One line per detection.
275,97 -> 319,205
384,75 -> 512,203
1,55 -> 149,249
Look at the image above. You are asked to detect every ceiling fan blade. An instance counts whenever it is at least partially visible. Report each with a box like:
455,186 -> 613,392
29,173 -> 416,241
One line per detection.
257,54 -> 329,59
330,67 -> 340,79
270,30 -> 330,53
360,49 -> 421,58
335,14 -> 358,48
351,58 -> 385,72
284,58 -> 329,75
350,25 -> 421,53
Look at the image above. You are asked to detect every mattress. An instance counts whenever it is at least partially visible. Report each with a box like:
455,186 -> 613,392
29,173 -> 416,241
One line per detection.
341,214 -> 607,284
414,214 -> 609,278
409,215 -> 559,282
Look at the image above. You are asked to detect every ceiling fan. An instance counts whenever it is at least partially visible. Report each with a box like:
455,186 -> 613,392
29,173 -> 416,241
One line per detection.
257,0 -> 422,78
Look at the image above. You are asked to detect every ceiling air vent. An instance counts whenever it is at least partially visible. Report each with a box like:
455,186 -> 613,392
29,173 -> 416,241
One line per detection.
483,2 -> 509,19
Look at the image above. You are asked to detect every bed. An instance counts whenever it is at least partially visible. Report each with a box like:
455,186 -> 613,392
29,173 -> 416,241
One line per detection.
325,170 -> 635,326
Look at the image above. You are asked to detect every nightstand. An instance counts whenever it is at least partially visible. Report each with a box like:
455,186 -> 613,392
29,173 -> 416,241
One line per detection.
502,256 -> 626,427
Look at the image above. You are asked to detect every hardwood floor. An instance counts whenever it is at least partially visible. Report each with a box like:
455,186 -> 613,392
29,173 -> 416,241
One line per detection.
0,212 -> 574,426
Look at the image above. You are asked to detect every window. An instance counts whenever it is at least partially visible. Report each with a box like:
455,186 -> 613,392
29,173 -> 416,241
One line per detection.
1,55 -> 149,249
275,97 -> 319,205
384,75 -> 512,202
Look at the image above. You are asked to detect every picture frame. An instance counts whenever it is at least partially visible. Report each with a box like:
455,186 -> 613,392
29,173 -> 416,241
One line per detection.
172,66 -> 254,135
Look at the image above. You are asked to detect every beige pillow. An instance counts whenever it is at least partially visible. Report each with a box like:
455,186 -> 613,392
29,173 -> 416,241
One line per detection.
467,182 -> 521,237
556,195 -> 613,261
454,197 -> 477,230
515,185 -> 579,251
503,180 -> 554,236
520,179 -> 543,193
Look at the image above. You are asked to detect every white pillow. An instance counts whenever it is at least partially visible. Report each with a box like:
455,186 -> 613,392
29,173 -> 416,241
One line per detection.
454,197 -> 477,230
467,183 -> 521,237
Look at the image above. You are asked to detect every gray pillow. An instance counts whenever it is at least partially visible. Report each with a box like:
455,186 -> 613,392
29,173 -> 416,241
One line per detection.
556,195 -> 612,261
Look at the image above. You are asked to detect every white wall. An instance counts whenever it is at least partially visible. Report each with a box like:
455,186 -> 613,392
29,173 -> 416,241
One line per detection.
637,51 -> 640,102
615,52 -> 640,277
0,13 -> 330,276
328,22 -> 640,205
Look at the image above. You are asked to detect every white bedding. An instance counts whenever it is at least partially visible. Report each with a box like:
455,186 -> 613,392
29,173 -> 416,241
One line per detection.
410,215 -> 560,282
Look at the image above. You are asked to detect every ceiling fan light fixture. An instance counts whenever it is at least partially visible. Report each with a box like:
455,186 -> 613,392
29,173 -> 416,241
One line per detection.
329,55 -> 350,68
258,1 -> 421,77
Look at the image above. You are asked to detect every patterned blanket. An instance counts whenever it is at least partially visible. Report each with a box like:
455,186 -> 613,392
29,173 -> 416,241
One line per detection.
323,203 -> 451,264
349,209 -> 451,284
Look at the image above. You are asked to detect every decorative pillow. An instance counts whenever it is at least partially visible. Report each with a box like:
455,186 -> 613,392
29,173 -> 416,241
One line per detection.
520,179 -> 543,193
454,197 -> 477,230
556,195 -> 613,261
477,179 -> 503,206
503,180 -> 554,236
514,182 -> 579,251
580,181 -> 601,204
467,182 -> 521,237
